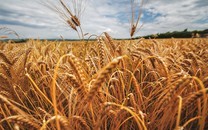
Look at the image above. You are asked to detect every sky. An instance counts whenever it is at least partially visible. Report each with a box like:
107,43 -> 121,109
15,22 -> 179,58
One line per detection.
0,0 -> 208,39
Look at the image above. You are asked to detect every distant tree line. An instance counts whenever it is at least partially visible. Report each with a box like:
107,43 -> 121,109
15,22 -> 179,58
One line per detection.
139,29 -> 208,39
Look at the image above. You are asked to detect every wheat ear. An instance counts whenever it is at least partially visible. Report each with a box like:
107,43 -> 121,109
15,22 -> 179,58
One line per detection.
67,54 -> 88,85
83,56 -> 126,105
71,15 -> 80,26
0,62 -> 11,78
0,51 -> 12,65
40,115 -> 70,130
94,103 -> 116,129
104,32 -> 116,51
69,116 -> 90,130
65,73 -> 85,96
182,88 -> 208,111
97,37 -> 106,68
0,115 -> 40,129
67,20 -> 77,31
0,73 -> 11,88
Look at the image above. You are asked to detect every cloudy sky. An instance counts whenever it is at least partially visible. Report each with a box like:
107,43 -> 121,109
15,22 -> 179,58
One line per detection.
0,0 -> 207,39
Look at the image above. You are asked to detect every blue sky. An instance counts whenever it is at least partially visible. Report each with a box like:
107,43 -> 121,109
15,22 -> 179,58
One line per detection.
0,0 -> 208,39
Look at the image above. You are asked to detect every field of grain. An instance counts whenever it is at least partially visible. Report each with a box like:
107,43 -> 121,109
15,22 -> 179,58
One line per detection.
0,37 -> 208,130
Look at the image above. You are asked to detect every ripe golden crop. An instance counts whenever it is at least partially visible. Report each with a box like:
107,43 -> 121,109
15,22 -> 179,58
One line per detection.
0,38 -> 208,130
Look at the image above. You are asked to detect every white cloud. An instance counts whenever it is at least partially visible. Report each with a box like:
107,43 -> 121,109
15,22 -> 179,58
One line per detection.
0,0 -> 207,39
140,0 -> 208,35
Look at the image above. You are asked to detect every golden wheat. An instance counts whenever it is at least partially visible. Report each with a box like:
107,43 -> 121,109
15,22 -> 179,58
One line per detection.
0,38 -> 207,130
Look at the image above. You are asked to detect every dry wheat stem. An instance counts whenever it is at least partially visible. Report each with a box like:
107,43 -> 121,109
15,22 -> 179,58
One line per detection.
25,73 -> 53,106
175,96 -> 182,130
105,102 -> 147,130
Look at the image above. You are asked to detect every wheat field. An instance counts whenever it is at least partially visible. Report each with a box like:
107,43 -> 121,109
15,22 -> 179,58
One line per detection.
0,37 -> 208,130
